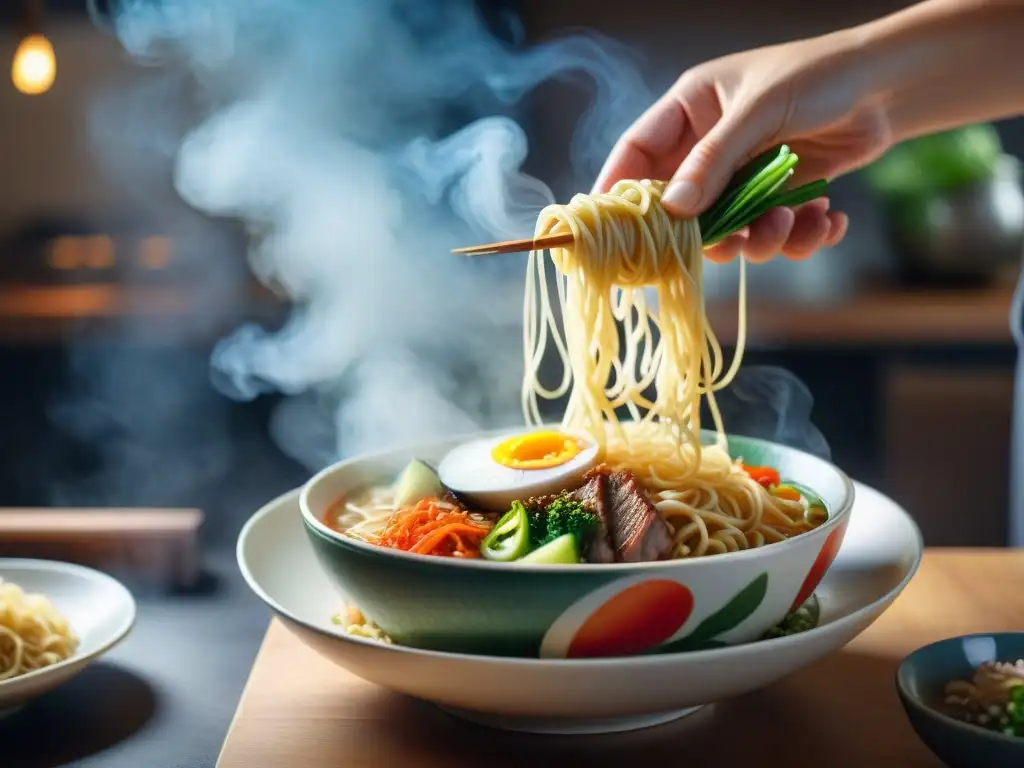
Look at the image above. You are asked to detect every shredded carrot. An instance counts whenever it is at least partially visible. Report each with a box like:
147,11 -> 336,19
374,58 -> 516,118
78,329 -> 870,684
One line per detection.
374,498 -> 492,558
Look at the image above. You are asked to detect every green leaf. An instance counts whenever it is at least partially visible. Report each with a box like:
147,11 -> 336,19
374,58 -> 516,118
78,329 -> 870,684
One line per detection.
688,572 -> 769,641
657,572 -> 769,653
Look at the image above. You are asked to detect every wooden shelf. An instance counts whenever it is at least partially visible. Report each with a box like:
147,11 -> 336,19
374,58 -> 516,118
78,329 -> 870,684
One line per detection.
0,508 -> 204,587
707,286 -> 1016,346
0,284 -> 283,344
0,284 -> 1015,347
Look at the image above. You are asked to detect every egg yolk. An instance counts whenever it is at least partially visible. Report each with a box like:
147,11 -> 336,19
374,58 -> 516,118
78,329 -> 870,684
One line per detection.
491,431 -> 582,470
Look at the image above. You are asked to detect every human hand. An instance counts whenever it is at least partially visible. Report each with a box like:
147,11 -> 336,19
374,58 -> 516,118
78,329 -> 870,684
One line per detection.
594,32 -> 892,262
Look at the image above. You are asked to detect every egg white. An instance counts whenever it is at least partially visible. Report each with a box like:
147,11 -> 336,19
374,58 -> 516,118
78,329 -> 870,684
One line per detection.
437,433 -> 599,512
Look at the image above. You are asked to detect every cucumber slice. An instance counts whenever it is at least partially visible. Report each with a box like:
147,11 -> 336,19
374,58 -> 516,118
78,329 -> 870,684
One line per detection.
393,459 -> 443,510
519,533 -> 580,565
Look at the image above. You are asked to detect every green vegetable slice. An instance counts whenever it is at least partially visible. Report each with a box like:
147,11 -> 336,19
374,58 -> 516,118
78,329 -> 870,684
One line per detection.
480,502 -> 531,562
518,533 -> 580,564
392,459 -> 443,511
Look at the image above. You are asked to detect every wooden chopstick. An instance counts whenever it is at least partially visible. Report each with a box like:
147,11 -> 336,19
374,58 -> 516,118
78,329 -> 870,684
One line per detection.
451,232 -> 574,256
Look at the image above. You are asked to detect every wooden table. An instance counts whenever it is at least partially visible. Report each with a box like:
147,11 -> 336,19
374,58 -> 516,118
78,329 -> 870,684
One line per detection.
217,550 -> 1024,767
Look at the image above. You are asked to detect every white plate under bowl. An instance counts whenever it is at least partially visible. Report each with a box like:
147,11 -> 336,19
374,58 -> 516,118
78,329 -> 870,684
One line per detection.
238,480 -> 922,735
0,559 -> 136,713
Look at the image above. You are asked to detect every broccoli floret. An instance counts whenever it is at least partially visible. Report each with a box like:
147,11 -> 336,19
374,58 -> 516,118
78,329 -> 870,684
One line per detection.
527,506 -> 548,549
762,601 -> 819,639
527,495 -> 599,549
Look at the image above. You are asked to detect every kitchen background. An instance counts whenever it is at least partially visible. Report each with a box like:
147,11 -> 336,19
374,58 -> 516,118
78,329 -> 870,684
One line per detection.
0,0 -> 1019,553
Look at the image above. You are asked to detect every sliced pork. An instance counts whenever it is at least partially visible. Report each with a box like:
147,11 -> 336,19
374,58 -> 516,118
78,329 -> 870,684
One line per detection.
526,466 -> 673,563
603,469 -> 674,562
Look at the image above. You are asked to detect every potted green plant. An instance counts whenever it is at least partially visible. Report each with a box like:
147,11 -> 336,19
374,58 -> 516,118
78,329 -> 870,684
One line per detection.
863,124 -> 1024,282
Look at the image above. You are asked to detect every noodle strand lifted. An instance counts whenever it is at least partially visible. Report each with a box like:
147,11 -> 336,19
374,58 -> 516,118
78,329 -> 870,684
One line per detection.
522,179 -> 814,558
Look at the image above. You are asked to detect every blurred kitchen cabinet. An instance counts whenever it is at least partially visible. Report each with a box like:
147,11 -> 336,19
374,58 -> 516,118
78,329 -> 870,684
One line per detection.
883,363 -> 1013,546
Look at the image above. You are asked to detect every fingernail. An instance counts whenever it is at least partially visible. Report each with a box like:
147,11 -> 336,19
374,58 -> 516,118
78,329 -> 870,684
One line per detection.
661,180 -> 701,215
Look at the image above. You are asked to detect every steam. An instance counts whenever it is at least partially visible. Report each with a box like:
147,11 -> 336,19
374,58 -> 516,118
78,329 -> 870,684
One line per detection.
711,366 -> 831,460
71,0 -> 830,505
89,0 -> 651,468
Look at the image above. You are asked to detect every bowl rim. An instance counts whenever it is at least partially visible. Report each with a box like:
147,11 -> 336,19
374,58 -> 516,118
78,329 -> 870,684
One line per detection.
239,482 -> 921,666
0,557 -> 137,690
896,632 -> 1024,745
298,425 -> 856,572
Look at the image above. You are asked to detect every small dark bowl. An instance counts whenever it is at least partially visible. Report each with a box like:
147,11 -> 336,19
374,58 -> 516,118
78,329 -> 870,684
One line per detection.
897,633 -> 1024,767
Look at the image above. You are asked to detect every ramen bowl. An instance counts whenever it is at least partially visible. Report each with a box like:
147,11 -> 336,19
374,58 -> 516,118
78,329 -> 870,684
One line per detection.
299,429 -> 855,658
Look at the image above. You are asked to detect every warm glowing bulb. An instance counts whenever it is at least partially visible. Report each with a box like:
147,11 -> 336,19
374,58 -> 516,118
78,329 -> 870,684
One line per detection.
12,34 -> 56,96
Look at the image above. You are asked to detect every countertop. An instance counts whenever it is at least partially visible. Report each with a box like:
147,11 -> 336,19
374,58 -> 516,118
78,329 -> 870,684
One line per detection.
2,549 -> 269,768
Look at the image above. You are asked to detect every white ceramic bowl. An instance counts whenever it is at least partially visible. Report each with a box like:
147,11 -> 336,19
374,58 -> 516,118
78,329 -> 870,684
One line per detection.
0,559 -> 136,713
239,480 -> 922,734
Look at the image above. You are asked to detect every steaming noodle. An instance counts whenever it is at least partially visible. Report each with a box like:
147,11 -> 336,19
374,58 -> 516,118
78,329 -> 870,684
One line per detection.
323,180 -> 827,643
335,486 -> 395,541
0,578 -> 79,681
522,179 -> 821,556
328,178 -> 828,563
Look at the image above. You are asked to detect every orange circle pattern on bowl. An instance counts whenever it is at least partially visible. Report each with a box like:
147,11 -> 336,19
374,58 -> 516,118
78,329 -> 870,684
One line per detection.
566,580 -> 694,659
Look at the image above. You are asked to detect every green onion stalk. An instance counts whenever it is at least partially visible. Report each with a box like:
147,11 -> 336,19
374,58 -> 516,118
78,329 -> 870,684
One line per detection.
697,145 -> 829,246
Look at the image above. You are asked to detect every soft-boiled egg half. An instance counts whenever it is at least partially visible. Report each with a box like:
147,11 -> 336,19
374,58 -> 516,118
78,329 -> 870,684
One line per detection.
438,430 -> 599,512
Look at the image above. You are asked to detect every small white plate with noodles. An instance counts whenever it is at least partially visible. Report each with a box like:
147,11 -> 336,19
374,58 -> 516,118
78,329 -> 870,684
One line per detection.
0,559 -> 136,714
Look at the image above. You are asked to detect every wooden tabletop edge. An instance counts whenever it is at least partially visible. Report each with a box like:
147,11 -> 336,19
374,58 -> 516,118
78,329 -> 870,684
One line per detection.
216,621 -> 277,768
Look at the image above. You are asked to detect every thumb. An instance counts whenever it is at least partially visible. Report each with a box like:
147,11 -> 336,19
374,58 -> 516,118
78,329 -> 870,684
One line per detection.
660,106 -> 778,218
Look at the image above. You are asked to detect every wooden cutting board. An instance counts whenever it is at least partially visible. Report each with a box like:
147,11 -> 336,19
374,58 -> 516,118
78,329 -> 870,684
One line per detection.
217,550 -> 1024,768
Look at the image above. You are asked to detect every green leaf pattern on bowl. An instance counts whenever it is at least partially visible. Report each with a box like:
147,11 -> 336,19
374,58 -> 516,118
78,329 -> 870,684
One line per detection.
653,573 -> 769,654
